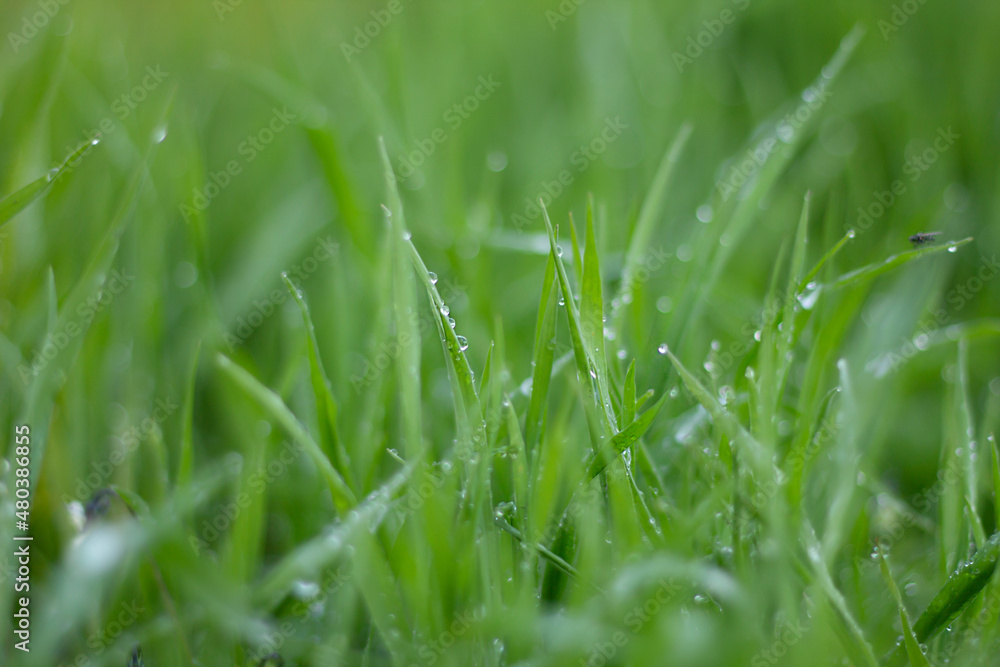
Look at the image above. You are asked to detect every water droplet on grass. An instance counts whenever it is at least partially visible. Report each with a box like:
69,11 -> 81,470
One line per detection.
657,343 -> 668,354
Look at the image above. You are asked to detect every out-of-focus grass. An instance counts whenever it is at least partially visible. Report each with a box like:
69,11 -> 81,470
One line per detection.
1,1 -> 1000,665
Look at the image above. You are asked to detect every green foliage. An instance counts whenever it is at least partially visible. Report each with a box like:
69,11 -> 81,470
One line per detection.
2,2 -> 1000,666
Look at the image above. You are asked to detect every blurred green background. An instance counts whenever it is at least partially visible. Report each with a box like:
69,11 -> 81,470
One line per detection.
1,0 -> 999,665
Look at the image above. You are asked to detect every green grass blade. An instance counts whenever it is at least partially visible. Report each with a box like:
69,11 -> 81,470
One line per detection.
799,228 -> 855,289
525,253 -> 559,455
886,531 -> 1000,667
587,393 -> 667,479
541,200 -> 612,447
829,238 -> 973,291
0,136 -> 100,227
613,123 -> 692,317
991,433 -> 1000,529
253,462 -> 413,608
802,522 -> 879,667
662,347 -> 768,477
282,273 -> 357,493
878,547 -> 932,667
378,137 -> 425,459
580,195 -> 615,430
622,359 -> 637,427
177,341 -> 202,488
215,353 -> 357,513
568,210 -> 583,288
18,93 -> 174,493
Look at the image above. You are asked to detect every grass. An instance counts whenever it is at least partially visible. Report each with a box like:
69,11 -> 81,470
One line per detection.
2,1 -> 1000,666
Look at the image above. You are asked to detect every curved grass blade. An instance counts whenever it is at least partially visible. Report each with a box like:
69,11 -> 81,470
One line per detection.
253,462 -> 413,609
587,393 -> 667,479
525,252 -> 559,455
0,136 -> 100,228
674,26 -> 863,348
661,347 -> 769,477
802,522 -> 879,667
282,274 -> 357,492
613,123 -> 692,317
799,228 -> 855,290
878,547 -> 932,667
580,195 -> 615,431
885,531 -> 1000,667
378,137 -> 424,459
541,201 -> 612,446
621,359 -> 637,427
215,353 -> 356,513
19,92 -> 174,493
829,238 -> 973,291
177,341 -> 202,488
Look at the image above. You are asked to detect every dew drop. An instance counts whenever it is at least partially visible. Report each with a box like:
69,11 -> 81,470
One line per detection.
657,343 -> 669,355
456,335 -> 469,351
947,245 -> 958,253
428,271 -> 438,284
440,305 -> 450,316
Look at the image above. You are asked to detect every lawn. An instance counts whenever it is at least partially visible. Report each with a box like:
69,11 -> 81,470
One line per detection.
1,1 -> 999,666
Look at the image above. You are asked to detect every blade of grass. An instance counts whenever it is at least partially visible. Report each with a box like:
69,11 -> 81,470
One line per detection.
378,137 -> 425,461
613,123 -> 692,321
176,341 -> 202,488
885,531 -> 1000,667
0,136 -> 100,227
829,238 -> 973,291
215,353 -> 356,513
802,521 -> 880,667
877,546 -> 932,667
587,393 -> 667,479
282,274 -> 357,493
525,252 -> 559,456
540,200 -> 612,447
